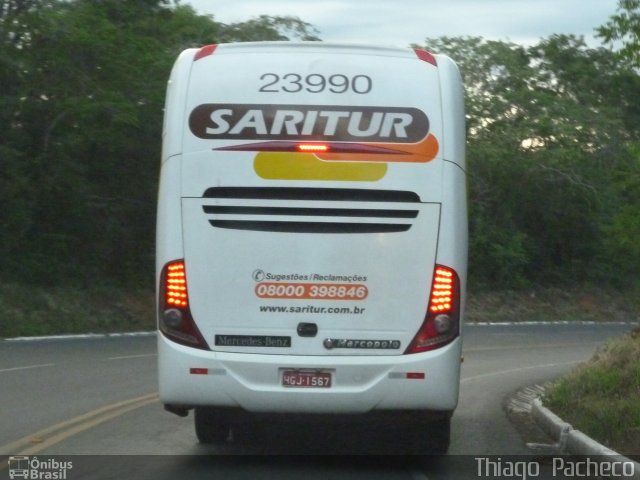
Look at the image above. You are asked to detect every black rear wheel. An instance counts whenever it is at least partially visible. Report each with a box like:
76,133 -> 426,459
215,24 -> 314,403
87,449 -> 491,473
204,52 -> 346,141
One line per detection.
427,416 -> 451,454
409,416 -> 451,455
194,407 -> 231,444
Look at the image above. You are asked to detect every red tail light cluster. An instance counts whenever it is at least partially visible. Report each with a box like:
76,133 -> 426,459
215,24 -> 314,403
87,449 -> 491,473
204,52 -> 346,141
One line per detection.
159,260 -> 209,350
429,267 -> 455,313
405,264 -> 460,354
165,262 -> 188,307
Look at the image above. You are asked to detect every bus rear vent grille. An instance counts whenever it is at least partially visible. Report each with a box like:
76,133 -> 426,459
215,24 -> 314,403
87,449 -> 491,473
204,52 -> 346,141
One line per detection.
201,187 -> 420,234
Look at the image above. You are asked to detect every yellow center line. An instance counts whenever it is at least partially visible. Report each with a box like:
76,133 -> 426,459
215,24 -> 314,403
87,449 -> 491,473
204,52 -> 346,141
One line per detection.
0,392 -> 159,457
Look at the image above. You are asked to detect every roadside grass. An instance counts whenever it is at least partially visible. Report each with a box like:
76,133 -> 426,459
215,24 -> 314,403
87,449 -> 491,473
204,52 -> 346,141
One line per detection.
465,286 -> 639,323
544,328 -> 640,455
0,283 -> 155,338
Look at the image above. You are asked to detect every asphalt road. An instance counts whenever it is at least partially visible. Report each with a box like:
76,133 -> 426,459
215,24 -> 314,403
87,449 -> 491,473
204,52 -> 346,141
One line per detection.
0,323 -> 634,479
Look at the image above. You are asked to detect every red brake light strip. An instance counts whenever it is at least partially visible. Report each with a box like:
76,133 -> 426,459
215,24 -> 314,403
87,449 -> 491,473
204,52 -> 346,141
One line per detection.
214,141 -> 403,155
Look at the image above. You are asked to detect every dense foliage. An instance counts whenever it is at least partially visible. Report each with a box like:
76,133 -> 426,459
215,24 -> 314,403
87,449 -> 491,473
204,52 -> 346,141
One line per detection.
1,0 -> 638,291
418,33 -> 640,288
0,0 -> 317,286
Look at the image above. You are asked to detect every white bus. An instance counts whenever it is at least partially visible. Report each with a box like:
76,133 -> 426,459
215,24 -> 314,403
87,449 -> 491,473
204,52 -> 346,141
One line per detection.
157,42 -> 467,454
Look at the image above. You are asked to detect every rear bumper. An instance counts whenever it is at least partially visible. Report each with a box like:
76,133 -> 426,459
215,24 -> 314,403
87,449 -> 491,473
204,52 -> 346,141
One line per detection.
158,333 -> 462,414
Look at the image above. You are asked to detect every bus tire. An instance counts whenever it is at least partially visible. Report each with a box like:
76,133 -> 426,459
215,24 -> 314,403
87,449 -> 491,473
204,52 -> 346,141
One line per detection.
194,407 -> 230,444
429,417 -> 451,454
411,416 -> 451,455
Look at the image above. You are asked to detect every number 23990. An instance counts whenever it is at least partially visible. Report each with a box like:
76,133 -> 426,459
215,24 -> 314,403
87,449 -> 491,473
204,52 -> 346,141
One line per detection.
259,73 -> 372,94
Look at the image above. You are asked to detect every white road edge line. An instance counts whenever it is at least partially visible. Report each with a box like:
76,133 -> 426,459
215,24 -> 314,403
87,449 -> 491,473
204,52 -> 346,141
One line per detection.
469,321 -> 638,326
4,331 -> 156,342
107,353 -> 158,361
461,360 -> 582,383
464,342 -> 601,352
0,363 -> 55,373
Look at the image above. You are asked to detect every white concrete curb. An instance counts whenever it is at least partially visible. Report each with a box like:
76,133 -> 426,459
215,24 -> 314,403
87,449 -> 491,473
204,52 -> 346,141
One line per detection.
530,398 -> 640,479
531,398 -> 571,444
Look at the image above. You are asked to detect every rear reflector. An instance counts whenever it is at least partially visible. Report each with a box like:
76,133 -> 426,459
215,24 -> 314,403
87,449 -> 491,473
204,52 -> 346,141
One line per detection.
389,372 -> 426,380
414,48 -> 438,66
194,44 -> 217,61
190,368 -> 209,375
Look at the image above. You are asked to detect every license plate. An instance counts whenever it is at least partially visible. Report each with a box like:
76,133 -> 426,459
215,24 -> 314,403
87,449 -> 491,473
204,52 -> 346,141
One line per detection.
282,370 -> 332,388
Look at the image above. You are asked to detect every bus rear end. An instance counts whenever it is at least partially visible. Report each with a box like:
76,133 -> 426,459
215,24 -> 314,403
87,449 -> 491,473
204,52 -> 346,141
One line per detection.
157,42 -> 467,453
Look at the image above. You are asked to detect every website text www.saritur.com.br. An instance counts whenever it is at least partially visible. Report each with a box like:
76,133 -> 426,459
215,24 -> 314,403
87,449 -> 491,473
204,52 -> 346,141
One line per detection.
259,304 -> 366,315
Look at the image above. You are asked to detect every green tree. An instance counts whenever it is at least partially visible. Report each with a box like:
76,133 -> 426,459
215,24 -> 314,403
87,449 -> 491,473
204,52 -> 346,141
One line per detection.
420,36 -> 640,288
218,14 -> 320,42
597,0 -> 640,288
0,0 -> 320,286
598,0 -> 640,66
